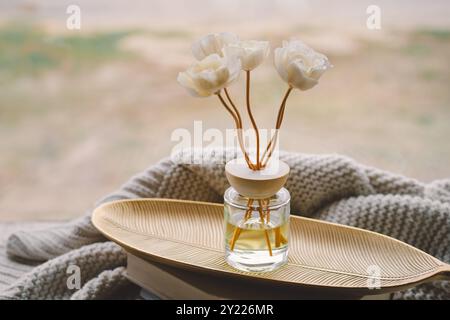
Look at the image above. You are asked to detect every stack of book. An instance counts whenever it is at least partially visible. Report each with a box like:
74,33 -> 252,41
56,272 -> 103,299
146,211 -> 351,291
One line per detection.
126,253 -> 389,299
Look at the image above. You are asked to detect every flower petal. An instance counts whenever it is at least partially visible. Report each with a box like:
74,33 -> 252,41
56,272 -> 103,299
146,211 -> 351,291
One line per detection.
192,33 -> 239,60
177,71 -> 210,97
274,39 -> 329,90
287,61 -> 318,90
225,40 -> 269,71
274,47 -> 289,83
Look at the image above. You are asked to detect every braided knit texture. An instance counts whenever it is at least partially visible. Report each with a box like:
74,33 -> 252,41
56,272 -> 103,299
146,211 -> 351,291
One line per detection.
0,151 -> 449,299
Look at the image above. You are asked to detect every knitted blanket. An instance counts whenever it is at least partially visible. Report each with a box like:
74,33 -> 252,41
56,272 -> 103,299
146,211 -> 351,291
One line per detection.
1,151 -> 449,300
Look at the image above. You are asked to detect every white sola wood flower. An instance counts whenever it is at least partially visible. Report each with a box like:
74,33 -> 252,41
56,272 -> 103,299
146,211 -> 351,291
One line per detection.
191,32 -> 239,60
177,54 -> 241,97
177,33 -> 332,171
274,40 -> 331,90
225,40 -> 270,71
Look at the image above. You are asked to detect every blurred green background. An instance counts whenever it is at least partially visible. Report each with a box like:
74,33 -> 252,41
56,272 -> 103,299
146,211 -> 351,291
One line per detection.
1,0 -> 449,220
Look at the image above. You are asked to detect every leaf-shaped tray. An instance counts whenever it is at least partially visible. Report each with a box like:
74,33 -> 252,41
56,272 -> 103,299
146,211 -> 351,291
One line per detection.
92,198 -> 450,296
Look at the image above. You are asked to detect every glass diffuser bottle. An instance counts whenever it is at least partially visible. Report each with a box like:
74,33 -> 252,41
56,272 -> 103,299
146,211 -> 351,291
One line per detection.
224,159 -> 290,272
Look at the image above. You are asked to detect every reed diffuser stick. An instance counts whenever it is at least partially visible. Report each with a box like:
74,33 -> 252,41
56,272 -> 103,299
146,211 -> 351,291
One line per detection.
261,87 -> 293,167
245,71 -> 261,169
258,200 -> 273,256
217,92 -> 256,170
223,88 -> 256,170
264,199 -> 271,224
229,199 -> 253,251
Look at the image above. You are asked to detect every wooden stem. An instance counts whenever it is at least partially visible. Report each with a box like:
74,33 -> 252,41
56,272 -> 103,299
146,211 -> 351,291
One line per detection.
223,88 -> 256,170
217,92 -> 256,170
229,227 -> 242,251
229,199 -> 253,251
275,227 -> 281,248
258,200 -> 272,256
265,199 -> 270,224
224,88 -> 242,128
245,71 -> 260,170
261,87 -> 293,167
262,199 -> 280,248
230,198 -> 276,255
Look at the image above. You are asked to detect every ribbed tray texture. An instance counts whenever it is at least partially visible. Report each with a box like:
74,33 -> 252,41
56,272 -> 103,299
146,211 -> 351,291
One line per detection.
93,199 -> 446,289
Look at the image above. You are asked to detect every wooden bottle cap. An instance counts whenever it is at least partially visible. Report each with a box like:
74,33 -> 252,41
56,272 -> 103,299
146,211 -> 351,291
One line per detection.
225,159 -> 290,199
